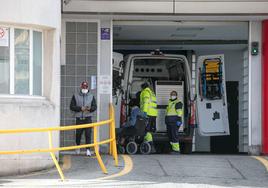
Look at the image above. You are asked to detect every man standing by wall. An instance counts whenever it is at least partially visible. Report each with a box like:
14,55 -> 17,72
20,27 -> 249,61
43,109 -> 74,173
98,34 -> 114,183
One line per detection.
70,81 -> 97,156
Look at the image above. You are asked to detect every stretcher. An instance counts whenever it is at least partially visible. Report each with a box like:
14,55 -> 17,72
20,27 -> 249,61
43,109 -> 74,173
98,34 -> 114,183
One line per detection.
200,59 -> 224,101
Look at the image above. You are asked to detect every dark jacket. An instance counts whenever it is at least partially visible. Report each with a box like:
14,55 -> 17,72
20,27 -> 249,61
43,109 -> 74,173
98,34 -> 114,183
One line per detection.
70,90 -> 97,118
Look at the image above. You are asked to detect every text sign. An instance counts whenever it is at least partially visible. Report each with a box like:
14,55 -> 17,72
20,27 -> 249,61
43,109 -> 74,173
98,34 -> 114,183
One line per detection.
99,75 -> 112,94
101,28 -> 110,40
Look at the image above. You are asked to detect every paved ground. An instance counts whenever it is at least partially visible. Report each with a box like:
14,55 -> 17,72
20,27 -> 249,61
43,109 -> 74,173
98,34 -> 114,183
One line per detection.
116,154 -> 268,188
0,154 -> 267,188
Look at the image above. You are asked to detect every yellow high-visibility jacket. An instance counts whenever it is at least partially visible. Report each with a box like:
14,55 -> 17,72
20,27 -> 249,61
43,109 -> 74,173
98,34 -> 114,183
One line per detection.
140,87 -> 158,117
165,99 -> 183,124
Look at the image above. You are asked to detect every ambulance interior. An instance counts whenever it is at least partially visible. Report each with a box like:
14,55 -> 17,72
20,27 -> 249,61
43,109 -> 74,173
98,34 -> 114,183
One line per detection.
128,58 -> 190,133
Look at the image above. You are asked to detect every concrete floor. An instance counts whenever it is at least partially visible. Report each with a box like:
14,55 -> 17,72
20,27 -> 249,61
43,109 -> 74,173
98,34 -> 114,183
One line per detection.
0,154 -> 268,188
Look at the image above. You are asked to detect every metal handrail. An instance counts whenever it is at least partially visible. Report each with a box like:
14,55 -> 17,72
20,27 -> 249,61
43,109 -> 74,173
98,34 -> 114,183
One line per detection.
0,103 -> 118,181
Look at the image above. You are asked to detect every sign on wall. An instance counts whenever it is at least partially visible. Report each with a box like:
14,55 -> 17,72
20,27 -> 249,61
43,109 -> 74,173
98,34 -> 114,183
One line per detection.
101,28 -> 110,40
0,27 -> 9,47
99,75 -> 111,94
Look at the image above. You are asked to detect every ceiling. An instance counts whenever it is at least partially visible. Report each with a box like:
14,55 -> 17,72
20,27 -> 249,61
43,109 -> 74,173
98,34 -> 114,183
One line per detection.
113,21 -> 248,51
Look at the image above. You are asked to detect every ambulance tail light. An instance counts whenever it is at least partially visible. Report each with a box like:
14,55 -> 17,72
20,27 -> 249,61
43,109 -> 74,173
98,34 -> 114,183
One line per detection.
189,100 -> 197,127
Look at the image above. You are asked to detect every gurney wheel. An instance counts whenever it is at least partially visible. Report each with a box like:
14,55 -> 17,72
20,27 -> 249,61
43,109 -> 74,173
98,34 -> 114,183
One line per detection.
126,142 -> 138,155
140,142 -> 151,155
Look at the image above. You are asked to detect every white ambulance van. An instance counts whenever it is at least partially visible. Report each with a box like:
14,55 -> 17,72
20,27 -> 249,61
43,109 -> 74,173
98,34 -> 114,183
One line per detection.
112,50 -> 229,153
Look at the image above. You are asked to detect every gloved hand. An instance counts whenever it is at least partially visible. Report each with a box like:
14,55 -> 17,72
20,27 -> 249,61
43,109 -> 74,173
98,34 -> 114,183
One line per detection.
176,121 -> 182,127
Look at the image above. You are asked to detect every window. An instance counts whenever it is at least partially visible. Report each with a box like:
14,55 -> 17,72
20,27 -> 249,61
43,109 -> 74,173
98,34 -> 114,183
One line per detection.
0,26 -> 43,96
33,31 -> 42,95
0,28 -> 10,94
15,29 -> 30,94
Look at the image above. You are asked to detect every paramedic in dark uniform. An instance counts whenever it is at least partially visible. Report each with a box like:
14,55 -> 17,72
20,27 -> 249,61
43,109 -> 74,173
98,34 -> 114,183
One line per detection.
165,90 -> 183,154
70,81 -> 97,156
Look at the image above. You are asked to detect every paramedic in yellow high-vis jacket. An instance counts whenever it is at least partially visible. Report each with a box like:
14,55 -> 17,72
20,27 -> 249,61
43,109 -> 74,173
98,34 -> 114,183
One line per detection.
140,82 -> 158,143
165,90 -> 183,154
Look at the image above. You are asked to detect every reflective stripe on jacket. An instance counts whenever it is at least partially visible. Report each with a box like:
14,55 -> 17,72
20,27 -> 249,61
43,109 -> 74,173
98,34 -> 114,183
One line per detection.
165,99 -> 183,124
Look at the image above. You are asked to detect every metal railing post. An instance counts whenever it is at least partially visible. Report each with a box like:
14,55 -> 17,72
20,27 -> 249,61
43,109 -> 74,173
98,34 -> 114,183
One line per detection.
111,105 -> 118,166
93,126 -> 108,174
109,104 -> 113,155
48,131 -> 65,181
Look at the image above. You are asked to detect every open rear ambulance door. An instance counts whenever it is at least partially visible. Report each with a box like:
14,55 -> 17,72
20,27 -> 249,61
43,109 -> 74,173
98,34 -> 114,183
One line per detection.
196,54 -> 230,136
112,52 -> 124,128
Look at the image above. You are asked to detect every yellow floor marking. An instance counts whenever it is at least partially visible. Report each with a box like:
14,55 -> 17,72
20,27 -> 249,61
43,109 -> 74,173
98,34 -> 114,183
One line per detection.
97,155 -> 133,180
8,154 -> 133,180
252,156 -> 268,171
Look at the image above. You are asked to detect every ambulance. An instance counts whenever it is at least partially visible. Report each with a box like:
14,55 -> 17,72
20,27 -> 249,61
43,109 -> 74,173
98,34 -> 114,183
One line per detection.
113,50 -> 229,154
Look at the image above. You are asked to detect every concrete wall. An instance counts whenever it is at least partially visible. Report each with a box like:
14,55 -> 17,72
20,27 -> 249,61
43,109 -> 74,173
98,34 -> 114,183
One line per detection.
195,50 -> 244,152
0,0 -> 60,28
60,16 -> 113,152
248,22 -> 262,155
60,21 -> 98,147
0,0 -> 61,175
98,20 -> 113,152
63,0 -> 268,15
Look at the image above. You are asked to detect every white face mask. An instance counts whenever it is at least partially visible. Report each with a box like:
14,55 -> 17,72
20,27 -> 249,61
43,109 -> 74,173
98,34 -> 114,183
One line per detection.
81,89 -> 89,94
171,96 -> 177,100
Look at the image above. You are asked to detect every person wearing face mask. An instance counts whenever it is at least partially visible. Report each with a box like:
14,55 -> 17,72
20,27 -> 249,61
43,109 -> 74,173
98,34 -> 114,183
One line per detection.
165,91 -> 183,154
70,81 -> 97,156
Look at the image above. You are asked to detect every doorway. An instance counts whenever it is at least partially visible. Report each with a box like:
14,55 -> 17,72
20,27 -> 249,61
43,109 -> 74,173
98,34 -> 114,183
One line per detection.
210,81 -> 239,154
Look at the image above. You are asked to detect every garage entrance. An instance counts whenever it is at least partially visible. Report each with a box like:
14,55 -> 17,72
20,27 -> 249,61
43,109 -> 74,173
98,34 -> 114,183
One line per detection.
112,21 -> 248,154
211,81 -> 239,154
